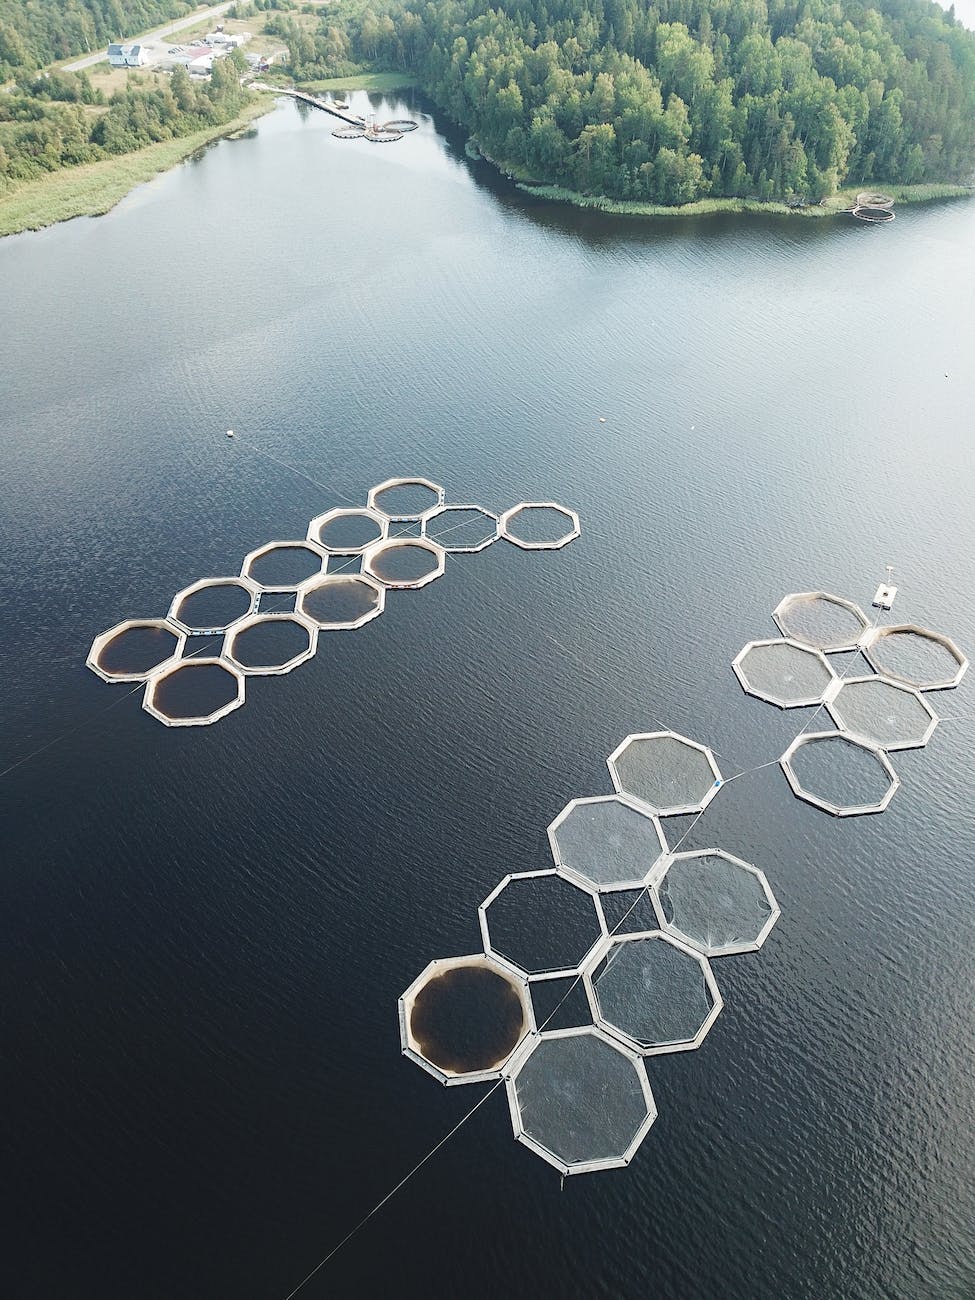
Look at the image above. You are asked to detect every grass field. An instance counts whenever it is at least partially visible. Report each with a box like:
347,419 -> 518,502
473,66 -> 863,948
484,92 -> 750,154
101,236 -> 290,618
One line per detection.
84,65 -> 172,95
298,72 -> 419,92
0,97 -> 274,238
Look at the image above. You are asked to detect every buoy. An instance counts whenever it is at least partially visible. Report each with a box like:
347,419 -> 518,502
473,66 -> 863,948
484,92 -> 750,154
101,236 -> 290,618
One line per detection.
226,429 -> 235,438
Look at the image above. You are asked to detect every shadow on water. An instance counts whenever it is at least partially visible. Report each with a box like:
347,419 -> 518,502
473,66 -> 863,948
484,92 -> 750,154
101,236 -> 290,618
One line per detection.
400,91 -> 868,252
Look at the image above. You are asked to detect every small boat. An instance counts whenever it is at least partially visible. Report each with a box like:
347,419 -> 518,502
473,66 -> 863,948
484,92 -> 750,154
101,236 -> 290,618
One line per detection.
872,565 -> 897,609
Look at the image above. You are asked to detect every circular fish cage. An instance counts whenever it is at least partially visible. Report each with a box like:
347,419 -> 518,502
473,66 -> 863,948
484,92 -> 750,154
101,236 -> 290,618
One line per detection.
332,125 -> 365,139
383,118 -> 418,132
399,954 -> 533,1086
856,191 -> 894,209
852,205 -> 895,223
365,128 -> 403,143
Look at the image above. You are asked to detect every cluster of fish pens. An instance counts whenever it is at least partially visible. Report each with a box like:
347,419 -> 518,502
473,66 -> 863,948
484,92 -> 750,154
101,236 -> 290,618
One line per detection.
259,86 -> 420,143
733,590 -> 968,815
400,730 -> 781,1177
401,587 -> 968,1178
332,116 -> 419,143
85,478 -> 581,725
851,190 -> 896,223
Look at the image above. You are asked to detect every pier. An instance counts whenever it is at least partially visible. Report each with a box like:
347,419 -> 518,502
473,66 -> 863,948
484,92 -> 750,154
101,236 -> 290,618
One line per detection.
252,83 -> 365,127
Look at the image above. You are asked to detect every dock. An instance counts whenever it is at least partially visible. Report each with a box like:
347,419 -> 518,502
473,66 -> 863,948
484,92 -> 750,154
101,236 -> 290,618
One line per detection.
252,83 -> 417,143
252,84 -> 365,127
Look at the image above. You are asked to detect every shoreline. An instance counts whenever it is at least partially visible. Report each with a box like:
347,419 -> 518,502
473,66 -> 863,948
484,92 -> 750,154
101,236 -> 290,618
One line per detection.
463,134 -> 973,220
0,97 -> 275,240
513,179 -> 973,220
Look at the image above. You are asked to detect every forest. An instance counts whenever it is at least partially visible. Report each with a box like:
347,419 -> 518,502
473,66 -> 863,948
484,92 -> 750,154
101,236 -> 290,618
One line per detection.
280,0 -> 975,203
0,59 -> 253,186
0,0 -> 262,192
0,0 -> 191,74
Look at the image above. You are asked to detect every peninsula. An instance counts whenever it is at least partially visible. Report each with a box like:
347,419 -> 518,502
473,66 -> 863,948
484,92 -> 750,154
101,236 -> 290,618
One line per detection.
281,0 -> 975,216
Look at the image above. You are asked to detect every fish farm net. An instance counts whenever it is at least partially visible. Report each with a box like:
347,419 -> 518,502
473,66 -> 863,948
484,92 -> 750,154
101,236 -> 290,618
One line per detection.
863,626 -> 967,690
609,732 -> 721,816
734,638 -> 835,706
857,191 -> 894,208
654,852 -> 778,956
772,591 -> 868,651
782,731 -> 897,815
548,796 -> 666,892
827,676 -> 937,750
852,206 -> 895,223
506,1029 -> 655,1174
402,958 -> 529,1081
589,934 -> 720,1053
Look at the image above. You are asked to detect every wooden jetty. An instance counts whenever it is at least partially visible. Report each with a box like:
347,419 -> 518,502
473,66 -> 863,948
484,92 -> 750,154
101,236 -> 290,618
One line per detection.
252,84 -> 364,127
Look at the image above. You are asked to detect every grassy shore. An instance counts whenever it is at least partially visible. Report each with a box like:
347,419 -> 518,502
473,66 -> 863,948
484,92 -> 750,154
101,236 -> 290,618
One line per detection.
0,97 -> 274,239
515,179 -> 972,220
298,71 -> 418,92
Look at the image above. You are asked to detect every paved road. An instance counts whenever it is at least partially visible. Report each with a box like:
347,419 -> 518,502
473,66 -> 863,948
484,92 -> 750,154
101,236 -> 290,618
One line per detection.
63,1 -> 236,70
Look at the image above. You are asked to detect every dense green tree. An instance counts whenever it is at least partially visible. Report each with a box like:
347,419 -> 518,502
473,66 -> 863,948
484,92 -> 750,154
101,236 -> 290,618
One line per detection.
0,0 -> 192,70
1,57 -> 254,184
308,0 -> 975,203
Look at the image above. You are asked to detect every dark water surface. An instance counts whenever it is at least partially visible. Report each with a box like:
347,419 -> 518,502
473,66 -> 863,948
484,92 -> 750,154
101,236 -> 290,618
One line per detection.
1,91 -> 974,1300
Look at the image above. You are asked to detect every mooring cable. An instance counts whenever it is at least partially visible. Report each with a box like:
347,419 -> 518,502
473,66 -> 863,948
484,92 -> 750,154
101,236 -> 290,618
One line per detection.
274,596 -> 924,1295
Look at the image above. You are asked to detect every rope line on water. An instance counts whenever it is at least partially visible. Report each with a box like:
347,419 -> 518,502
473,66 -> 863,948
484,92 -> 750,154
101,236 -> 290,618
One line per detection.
278,792 -> 712,1299
3,434 -> 951,1294
275,596 -> 919,1295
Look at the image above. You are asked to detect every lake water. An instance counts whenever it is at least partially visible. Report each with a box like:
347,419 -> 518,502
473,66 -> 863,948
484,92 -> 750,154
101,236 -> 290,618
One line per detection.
1,92 -> 974,1299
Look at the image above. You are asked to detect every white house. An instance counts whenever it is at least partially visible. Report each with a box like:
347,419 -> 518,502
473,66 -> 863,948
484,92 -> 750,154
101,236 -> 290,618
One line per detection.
107,43 -> 150,67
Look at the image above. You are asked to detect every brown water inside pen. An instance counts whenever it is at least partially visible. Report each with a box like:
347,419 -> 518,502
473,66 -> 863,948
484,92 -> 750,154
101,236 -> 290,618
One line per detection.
301,578 -> 379,625
410,965 -> 525,1074
369,542 -> 440,585
153,663 -> 239,721
98,625 -> 180,675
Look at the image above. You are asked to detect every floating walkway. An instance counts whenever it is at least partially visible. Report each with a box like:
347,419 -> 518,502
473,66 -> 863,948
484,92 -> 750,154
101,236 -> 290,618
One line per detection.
254,84 -> 365,128
255,85 -> 419,142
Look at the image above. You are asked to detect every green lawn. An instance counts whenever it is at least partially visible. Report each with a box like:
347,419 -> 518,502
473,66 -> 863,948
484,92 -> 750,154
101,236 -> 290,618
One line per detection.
0,98 -> 274,238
